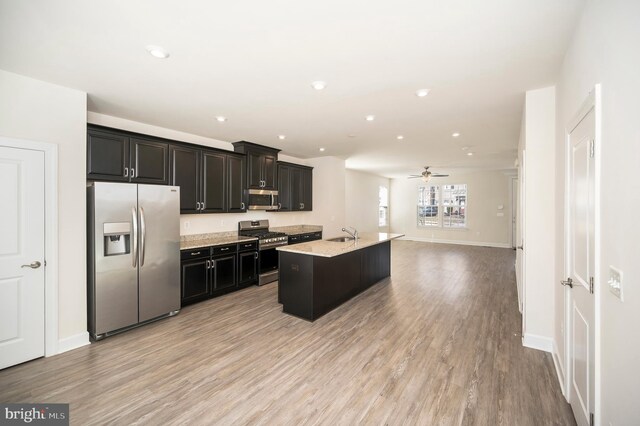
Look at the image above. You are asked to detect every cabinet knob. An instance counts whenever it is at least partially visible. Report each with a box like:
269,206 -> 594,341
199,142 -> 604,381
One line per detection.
241,202 -> 245,210
124,167 -> 129,178
131,168 -> 135,178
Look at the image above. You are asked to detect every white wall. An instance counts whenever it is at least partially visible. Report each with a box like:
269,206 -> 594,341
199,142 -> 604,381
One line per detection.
519,87 -> 556,349
0,69 -> 87,341
389,170 -> 512,247
88,113 -> 347,239
345,170 -> 390,233
554,0 -> 640,423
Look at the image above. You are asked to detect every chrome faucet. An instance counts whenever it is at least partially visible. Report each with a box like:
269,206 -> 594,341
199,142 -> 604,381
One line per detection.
342,226 -> 359,240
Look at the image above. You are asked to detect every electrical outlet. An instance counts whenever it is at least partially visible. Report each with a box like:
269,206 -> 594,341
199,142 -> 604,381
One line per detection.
184,221 -> 190,229
608,266 -> 623,301
497,212 -> 505,217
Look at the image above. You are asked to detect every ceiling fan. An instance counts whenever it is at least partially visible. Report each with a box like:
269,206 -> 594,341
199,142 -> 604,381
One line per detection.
408,166 -> 449,182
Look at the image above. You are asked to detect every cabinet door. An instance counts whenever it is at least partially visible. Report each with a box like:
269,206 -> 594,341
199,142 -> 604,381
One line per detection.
247,151 -> 263,189
277,164 -> 291,211
301,167 -> 313,211
130,138 -> 168,184
201,151 -> 226,213
87,129 -> 129,181
181,258 -> 210,305
263,154 -> 277,190
238,251 -> 258,285
227,154 -> 246,213
290,167 -> 303,210
213,255 -> 236,291
170,145 -> 200,213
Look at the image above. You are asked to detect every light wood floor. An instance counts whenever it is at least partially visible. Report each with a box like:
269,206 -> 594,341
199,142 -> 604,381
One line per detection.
0,241 -> 575,425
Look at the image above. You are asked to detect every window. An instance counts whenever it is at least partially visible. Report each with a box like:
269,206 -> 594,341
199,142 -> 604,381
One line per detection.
417,184 -> 467,228
378,186 -> 389,227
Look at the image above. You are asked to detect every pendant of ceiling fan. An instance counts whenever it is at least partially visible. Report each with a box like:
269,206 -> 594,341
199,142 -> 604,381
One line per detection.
407,166 -> 449,180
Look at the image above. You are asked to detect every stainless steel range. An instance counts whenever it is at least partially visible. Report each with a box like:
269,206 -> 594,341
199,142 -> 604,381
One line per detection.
238,220 -> 288,285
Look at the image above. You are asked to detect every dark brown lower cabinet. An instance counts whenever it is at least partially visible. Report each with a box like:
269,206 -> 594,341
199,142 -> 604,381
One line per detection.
181,242 -> 258,306
212,255 -> 236,293
238,251 -> 258,286
181,256 -> 210,305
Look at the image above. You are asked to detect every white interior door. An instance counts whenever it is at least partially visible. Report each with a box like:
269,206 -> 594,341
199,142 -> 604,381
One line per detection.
566,107 -> 596,426
0,146 -> 45,370
516,151 -> 525,314
511,178 -> 518,248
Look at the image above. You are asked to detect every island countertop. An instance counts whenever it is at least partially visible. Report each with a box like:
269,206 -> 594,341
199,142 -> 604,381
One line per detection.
276,232 -> 404,258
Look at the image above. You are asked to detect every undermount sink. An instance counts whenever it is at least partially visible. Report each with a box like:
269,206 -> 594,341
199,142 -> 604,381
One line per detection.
326,237 -> 356,242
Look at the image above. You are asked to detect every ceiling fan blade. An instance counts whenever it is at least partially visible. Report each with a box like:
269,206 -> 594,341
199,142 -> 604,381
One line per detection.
407,176 -> 422,179
431,174 -> 449,177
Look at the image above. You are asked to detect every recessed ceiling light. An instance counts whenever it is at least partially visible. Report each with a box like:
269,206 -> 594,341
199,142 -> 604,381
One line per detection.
146,45 -> 170,59
397,135 -> 404,140
311,81 -> 327,90
215,116 -> 227,122
365,115 -> 375,121
278,135 -> 286,140
319,147 -> 326,152
415,89 -> 430,97
461,146 -> 470,151
347,134 -> 357,138
467,152 -> 474,156
452,132 -> 461,138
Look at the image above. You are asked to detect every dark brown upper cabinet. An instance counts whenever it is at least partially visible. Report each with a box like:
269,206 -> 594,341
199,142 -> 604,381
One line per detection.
170,146 -> 246,214
87,129 -> 130,181
277,164 -> 292,211
227,154 -> 246,213
87,127 -> 167,184
170,145 -> 200,213
129,138 -> 168,184
232,141 -> 280,190
277,161 -> 313,212
201,151 -> 226,213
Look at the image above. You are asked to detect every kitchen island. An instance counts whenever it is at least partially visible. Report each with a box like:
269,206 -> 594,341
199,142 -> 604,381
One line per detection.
277,233 -> 404,321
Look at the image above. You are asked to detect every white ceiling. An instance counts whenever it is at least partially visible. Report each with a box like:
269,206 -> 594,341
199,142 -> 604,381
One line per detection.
0,0 -> 584,177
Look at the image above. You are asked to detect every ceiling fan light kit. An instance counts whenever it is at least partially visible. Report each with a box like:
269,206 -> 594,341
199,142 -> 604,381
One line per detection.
408,166 -> 449,181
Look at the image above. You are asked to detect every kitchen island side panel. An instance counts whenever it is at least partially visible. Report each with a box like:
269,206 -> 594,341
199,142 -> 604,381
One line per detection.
279,251 -> 314,320
313,249 -> 362,319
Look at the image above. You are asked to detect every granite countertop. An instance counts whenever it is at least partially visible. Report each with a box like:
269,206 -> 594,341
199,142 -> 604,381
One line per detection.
276,232 -> 404,258
180,232 -> 257,250
269,224 -> 323,236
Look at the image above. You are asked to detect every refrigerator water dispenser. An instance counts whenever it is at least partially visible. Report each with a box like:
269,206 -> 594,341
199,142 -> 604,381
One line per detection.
103,222 -> 131,256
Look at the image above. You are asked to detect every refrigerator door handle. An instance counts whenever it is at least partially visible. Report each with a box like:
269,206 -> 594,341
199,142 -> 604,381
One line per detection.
131,206 -> 138,268
140,206 -> 146,267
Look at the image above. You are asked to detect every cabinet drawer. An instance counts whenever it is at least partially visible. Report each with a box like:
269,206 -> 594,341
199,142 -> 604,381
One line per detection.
238,241 -> 258,252
181,248 -> 210,260
288,235 -> 301,244
212,244 -> 237,255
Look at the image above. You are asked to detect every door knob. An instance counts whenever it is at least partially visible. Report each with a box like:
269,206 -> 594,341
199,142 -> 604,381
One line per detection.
561,277 -> 573,288
21,261 -> 42,269
517,245 -> 523,250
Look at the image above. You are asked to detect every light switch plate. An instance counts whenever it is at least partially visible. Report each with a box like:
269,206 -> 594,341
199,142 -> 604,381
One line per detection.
497,204 -> 504,210
608,265 -> 623,301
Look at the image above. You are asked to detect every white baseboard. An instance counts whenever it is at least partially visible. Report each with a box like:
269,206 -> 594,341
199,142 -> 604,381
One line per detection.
522,333 -> 553,352
399,236 -> 512,249
56,331 -> 90,355
552,339 -> 567,399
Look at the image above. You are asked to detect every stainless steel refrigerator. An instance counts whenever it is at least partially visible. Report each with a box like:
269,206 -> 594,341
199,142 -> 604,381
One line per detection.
87,182 -> 180,340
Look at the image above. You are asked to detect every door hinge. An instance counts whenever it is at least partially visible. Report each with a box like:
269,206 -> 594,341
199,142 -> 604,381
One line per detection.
590,139 -> 595,158
589,276 -> 594,294
589,412 -> 594,426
